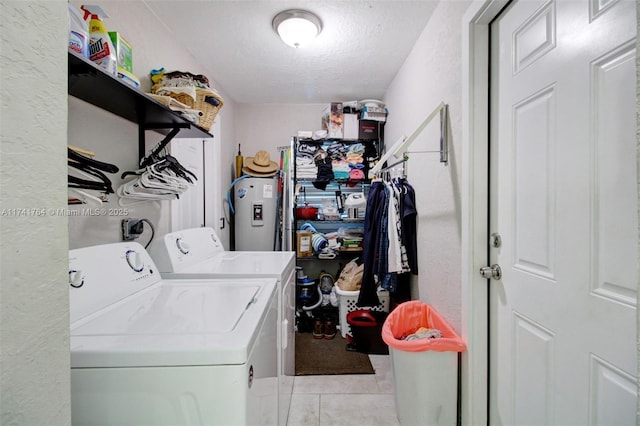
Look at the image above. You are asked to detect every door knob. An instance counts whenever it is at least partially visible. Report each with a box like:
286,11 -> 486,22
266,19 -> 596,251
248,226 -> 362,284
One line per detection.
480,264 -> 502,280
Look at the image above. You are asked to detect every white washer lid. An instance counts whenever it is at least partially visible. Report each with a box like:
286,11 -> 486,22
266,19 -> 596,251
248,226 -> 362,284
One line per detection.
162,251 -> 294,278
70,277 -> 276,368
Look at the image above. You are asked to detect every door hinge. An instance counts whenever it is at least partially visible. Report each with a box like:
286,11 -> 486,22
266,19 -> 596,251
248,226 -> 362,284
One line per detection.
480,264 -> 502,280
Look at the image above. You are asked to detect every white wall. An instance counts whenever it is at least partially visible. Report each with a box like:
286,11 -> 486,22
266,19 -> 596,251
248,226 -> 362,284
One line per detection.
383,0 -> 472,332
636,4 -> 640,423
235,103 -> 326,161
0,1 -> 71,424
2,1 -> 637,422
68,0 -> 237,249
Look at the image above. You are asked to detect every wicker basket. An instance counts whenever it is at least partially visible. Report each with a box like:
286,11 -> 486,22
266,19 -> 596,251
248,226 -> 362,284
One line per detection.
151,80 -> 223,132
147,93 -> 191,109
195,87 -> 223,131
151,84 -> 196,107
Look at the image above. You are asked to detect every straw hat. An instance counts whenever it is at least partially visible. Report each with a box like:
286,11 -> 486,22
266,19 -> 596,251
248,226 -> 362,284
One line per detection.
242,150 -> 279,176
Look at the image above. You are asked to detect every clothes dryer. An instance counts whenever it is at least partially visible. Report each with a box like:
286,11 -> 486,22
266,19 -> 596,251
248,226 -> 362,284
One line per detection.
148,227 -> 295,426
69,242 -> 278,425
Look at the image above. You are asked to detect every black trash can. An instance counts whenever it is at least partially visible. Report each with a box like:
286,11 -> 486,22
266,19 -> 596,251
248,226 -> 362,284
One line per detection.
347,309 -> 389,354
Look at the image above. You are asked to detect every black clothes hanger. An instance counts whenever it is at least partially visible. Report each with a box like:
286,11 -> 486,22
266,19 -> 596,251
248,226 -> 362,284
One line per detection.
68,160 -> 114,193
121,170 -> 143,179
68,148 -> 119,174
67,148 -> 119,198
133,150 -> 197,184
68,175 -> 113,193
161,155 -> 197,182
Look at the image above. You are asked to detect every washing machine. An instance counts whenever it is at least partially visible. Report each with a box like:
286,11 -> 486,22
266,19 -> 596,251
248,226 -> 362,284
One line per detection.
69,242 -> 278,425
148,227 -> 295,426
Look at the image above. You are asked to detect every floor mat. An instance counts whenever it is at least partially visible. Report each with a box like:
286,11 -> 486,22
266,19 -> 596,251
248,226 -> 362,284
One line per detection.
295,332 -> 374,375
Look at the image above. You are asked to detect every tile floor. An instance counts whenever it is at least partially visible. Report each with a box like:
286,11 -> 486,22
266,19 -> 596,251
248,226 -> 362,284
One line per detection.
286,354 -> 399,426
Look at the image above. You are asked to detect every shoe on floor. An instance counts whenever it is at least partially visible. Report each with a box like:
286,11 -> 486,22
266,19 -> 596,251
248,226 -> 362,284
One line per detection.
324,320 -> 337,339
312,319 -> 324,339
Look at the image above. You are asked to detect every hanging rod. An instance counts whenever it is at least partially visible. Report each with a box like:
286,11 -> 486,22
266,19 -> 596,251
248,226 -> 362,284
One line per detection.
376,154 -> 408,174
370,102 -> 449,176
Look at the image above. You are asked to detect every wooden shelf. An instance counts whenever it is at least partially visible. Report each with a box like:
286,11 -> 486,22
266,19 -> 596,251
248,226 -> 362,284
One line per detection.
68,51 -> 211,139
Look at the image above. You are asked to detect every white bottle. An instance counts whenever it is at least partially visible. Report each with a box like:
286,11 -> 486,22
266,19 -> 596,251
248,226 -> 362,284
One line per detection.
68,2 -> 89,58
80,5 -> 117,76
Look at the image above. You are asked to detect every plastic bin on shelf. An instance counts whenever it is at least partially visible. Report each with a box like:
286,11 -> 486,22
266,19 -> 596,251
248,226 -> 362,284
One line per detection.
335,286 -> 389,338
381,300 -> 467,426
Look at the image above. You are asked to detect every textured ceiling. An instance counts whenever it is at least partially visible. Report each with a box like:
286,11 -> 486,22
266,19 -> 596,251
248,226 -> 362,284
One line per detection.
143,1 -> 438,104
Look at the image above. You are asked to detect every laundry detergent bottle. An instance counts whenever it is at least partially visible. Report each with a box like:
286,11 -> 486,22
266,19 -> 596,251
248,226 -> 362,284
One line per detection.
80,5 -> 117,75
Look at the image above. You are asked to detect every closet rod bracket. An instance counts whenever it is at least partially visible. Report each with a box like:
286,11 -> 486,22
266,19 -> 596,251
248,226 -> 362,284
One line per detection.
370,102 -> 450,176
137,123 -> 191,165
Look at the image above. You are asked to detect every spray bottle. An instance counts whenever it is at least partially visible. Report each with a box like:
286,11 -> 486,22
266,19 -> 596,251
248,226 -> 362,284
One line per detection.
80,5 -> 117,76
68,2 -> 89,58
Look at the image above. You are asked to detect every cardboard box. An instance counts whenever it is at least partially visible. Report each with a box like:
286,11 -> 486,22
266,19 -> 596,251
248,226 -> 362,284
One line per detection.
342,113 -> 359,140
108,31 -> 133,73
359,120 -> 382,140
296,231 -> 313,257
361,105 -> 387,122
321,102 -> 344,139
116,68 -> 140,88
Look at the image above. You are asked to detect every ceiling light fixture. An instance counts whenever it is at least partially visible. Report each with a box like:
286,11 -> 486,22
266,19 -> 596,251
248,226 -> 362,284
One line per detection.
272,9 -> 322,48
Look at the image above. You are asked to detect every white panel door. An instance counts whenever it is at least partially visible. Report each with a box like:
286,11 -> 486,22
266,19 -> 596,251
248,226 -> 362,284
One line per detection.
171,119 -> 222,238
490,1 -> 637,424
170,138 -> 205,231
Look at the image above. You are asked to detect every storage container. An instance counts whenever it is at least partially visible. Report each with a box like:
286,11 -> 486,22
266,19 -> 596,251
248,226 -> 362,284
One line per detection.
347,310 -> 388,354
335,286 -> 389,338
381,301 -> 467,425
108,31 -> 133,73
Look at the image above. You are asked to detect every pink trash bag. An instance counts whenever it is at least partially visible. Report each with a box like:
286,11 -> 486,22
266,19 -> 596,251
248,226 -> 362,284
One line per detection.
382,300 -> 467,353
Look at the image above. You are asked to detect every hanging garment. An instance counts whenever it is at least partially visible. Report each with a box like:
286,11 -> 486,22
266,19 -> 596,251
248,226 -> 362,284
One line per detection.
386,180 -> 403,273
375,184 -> 390,283
399,178 -> 418,274
357,175 -> 419,305
391,178 -> 412,274
357,180 -> 386,307
378,181 -> 401,293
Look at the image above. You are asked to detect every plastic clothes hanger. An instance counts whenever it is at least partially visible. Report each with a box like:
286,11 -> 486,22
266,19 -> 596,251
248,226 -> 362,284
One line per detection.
153,155 -> 197,183
117,144 -> 197,206
67,175 -> 110,191
68,188 -> 103,206
68,148 -> 119,174
117,163 -> 194,206
68,161 -> 114,193
68,145 -> 95,158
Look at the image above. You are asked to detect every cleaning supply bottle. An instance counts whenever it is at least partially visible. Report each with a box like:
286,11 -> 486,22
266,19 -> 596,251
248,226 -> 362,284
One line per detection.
68,2 -> 89,58
80,5 -> 117,76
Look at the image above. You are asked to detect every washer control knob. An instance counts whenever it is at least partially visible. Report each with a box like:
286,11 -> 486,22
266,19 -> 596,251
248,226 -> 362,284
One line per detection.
175,238 -> 190,255
125,249 -> 144,272
69,269 -> 84,288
